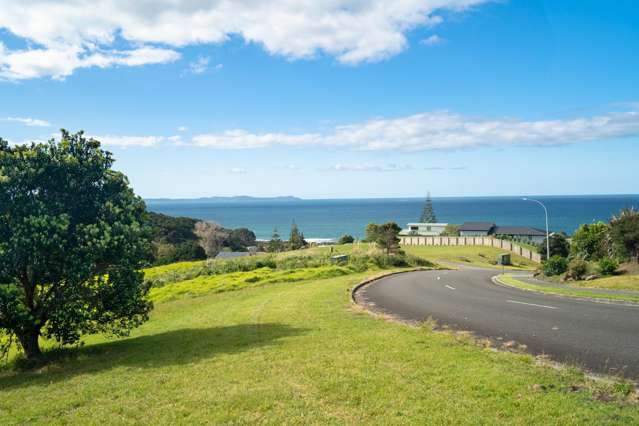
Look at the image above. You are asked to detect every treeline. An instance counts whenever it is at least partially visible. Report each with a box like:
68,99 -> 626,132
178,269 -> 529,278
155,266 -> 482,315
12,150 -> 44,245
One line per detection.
541,208 -> 639,279
148,212 -> 256,265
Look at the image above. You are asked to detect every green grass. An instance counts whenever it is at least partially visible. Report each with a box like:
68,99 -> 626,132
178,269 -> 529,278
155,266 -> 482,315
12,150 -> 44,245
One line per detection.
498,274 -> 639,304
1,268 -> 637,424
148,265 -> 354,302
573,274 -> 639,291
403,245 -> 538,270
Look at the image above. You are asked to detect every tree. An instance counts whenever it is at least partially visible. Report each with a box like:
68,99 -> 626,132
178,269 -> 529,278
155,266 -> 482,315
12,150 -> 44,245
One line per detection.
609,208 -> 639,263
268,228 -> 284,252
229,228 -> 257,251
0,131 -> 152,360
338,234 -> 355,244
376,222 -> 402,255
440,224 -> 460,237
420,192 -> 437,223
364,223 -> 381,242
288,220 -> 307,250
194,221 -> 230,258
539,232 -> 570,259
570,222 -> 608,261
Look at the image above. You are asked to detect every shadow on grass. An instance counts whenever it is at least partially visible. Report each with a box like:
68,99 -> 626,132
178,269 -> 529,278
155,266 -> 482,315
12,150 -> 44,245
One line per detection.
0,323 -> 306,391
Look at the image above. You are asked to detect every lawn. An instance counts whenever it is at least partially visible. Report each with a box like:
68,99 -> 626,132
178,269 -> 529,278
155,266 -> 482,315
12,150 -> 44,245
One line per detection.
1,266 -> 637,424
403,245 -> 538,270
498,274 -> 639,304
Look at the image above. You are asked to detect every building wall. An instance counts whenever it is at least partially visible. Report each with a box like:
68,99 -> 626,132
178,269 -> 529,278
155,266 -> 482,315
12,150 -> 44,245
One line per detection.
400,235 -> 542,263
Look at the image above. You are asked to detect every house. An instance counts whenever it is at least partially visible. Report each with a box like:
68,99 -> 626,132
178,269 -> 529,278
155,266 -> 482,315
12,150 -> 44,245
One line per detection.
399,223 -> 448,236
458,222 -> 495,236
493,226 -> 547,244
214,251 -> 253,259
458,221 -> 547,244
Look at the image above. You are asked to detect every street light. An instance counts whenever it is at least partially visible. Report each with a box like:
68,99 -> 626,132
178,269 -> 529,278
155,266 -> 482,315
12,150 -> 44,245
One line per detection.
522,197 -> 550,259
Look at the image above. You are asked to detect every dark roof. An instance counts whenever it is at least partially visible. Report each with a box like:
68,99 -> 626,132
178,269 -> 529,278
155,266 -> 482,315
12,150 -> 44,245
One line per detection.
215,252 -> 252,259
459,222 -> 495,231
493,226 -> 546,236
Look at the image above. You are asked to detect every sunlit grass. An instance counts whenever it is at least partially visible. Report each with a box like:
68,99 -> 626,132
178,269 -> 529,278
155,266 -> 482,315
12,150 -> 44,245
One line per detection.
1,269 -> 636,424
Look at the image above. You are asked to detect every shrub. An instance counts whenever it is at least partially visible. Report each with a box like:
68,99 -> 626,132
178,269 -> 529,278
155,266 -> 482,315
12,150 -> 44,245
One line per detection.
338,234 -> 355,244
570,222 -> 608,261
598,257 -> 619,276
566,259 -> 588,280
543,255 -> 568,276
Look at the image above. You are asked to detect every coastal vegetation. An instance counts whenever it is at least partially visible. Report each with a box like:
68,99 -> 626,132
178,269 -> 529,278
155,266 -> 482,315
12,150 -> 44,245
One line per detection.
148,211 -> 257,265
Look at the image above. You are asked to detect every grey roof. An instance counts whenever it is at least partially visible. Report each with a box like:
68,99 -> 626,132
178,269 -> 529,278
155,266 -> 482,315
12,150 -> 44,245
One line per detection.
493,226 -> 546,236
215,252 -> 252,259
459,222 -> 495,231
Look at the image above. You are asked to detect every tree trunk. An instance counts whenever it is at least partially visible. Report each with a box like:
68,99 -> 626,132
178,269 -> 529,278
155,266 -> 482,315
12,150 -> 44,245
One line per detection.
17,329 -> 42,360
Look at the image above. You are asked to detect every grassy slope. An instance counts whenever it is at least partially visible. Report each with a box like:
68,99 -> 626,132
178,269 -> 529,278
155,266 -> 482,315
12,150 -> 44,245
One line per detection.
403,245 -> 538,270
569,275 -> 639,292
498,274 -> 639,304
1,272 -> 637,424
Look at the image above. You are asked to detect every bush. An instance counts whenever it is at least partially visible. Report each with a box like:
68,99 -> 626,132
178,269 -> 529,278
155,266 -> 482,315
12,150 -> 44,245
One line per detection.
543,255 -> 568,276
598,257 -> 619,276
539,232 -> 570,260
338,234 -> 355,244
566,258 -> 588,280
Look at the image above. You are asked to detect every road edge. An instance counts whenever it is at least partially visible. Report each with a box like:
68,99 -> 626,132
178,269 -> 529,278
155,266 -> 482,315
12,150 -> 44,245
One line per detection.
492,274 -> 639,307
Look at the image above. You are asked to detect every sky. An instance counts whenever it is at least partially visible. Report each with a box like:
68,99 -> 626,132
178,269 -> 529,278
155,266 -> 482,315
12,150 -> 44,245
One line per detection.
1,0 -> 638,199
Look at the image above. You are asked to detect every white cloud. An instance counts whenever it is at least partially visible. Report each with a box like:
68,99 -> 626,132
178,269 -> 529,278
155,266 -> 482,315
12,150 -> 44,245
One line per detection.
421,34 -> 445,46
177,126 -> 188,132
3,116 -> 51,127
229,167 -> 247,174
90,135 -> 165,147
214,63 -> 223,70
0,44 -> 180,81
0,0 -> 488,80
188,56 -> 210,75
191,108 -> 639,151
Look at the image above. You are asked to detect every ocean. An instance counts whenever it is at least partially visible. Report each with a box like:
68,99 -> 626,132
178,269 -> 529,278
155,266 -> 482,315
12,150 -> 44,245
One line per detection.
146,195 -> 639,241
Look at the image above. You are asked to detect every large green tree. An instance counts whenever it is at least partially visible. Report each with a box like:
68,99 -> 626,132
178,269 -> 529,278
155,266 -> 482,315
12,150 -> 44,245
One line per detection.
376,222 -> 402,255
0,131 -> 152,360
609,208 -> 639,263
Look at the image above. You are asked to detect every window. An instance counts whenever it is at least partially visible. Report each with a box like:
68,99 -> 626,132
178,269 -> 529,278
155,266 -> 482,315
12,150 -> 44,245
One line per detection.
410,226 -> 418,231
426,226 -> 432,231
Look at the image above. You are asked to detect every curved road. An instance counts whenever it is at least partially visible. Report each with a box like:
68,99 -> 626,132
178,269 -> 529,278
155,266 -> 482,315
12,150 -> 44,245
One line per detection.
357,268 -> 639,378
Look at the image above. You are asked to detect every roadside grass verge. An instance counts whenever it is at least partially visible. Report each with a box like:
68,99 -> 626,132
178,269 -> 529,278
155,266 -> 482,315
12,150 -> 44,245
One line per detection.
571,274 -> 639,291
1,271 -> 637,424
404,245 -> 538,270
497,274 -> 639,304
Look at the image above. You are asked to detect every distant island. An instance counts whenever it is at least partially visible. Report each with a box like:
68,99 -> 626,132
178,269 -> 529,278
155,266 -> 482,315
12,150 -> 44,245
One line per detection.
146,195 -> 303,204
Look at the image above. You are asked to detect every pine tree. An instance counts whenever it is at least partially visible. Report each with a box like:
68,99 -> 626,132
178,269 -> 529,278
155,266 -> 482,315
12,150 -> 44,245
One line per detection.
268,228 -> 283,252
289,220 -> 307,250
420,192 -> 437,223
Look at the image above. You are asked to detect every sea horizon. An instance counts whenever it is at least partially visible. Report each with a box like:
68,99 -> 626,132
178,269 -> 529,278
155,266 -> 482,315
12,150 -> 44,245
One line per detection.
146,194 -> 639,241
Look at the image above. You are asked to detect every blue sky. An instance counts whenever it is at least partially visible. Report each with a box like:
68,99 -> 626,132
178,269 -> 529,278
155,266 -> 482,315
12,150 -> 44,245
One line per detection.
1,0 -> 638,199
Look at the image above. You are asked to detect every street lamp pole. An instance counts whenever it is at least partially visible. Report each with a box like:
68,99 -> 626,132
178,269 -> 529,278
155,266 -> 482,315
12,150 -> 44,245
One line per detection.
523,197 -> 550,259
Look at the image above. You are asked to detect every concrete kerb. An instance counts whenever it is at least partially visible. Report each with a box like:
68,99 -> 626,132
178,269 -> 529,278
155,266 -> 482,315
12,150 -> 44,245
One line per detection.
351,267 -> 433,305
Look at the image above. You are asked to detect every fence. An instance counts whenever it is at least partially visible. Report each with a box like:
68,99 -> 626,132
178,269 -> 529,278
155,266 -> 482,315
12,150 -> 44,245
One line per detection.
399,235 -> 542,263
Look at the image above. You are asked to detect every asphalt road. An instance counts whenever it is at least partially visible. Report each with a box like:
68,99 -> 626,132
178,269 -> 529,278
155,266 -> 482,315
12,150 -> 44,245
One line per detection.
357,268 -> 639,378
